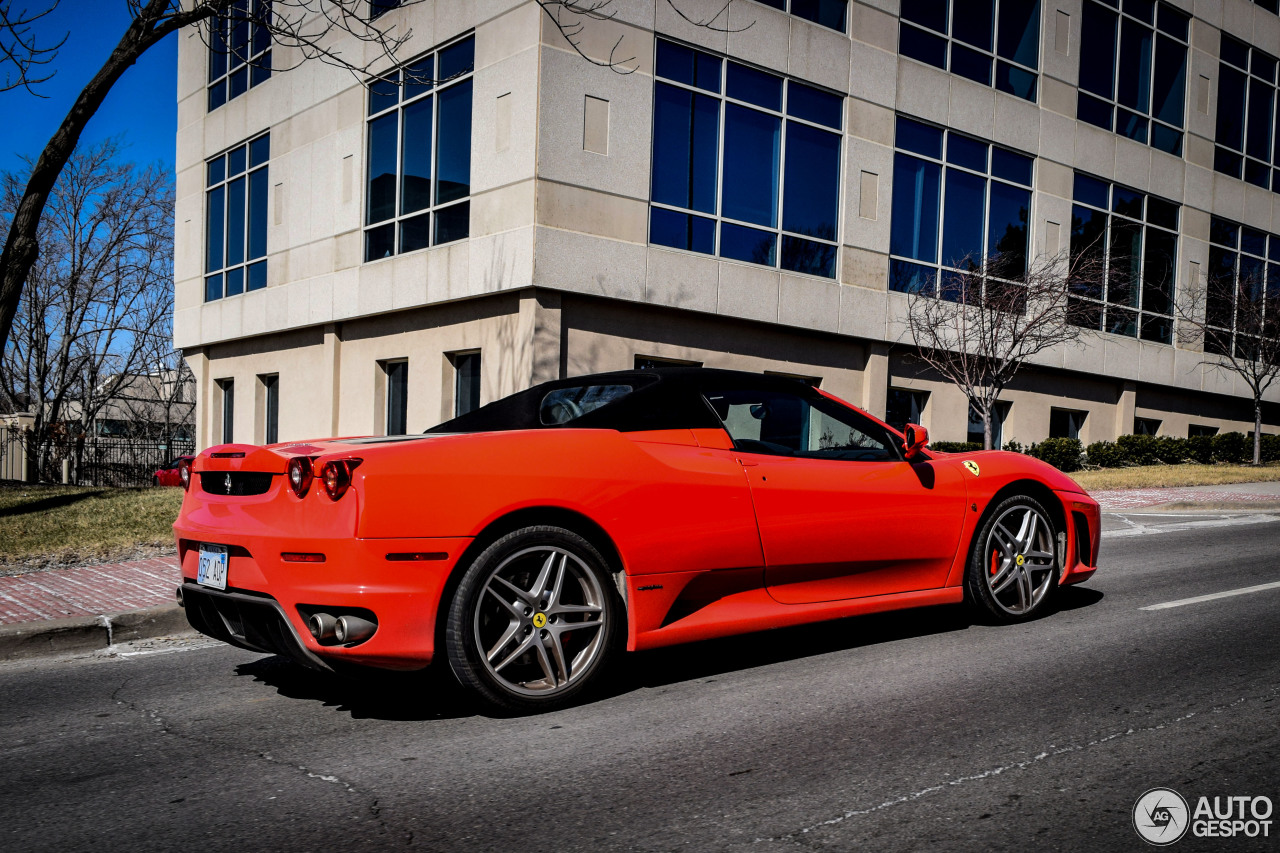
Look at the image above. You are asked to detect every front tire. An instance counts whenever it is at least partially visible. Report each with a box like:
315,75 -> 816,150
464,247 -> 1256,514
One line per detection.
967,495 -> 1058,623
445,526 -> 622,713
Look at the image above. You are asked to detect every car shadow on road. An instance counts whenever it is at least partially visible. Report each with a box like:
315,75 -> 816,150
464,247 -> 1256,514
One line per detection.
609,584 -> 1106,694
229,585 -> 1104,721
232,654 -> 479,721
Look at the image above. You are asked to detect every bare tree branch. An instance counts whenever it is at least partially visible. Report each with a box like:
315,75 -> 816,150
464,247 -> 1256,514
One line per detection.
0,0 -> 65,95
1175,262 -> 1280,465
897,249 -> 1104,450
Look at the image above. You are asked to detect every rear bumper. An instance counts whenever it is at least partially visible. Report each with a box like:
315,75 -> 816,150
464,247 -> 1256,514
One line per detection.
174,531 -> 472,670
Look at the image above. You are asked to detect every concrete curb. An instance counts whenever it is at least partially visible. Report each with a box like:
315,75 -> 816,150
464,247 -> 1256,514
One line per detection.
0,603 -> 195,662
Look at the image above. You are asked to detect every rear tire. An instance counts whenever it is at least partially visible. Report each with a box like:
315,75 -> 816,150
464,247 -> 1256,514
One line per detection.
967,495 -> 1058,623
445,526 -> 622,713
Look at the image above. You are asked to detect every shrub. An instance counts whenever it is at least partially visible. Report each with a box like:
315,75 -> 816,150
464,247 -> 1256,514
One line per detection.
1085,440 -> 1126,468
1003,439 -> 1025,454
1262,433 -> 1280,463
1153,435 -> 1189,464
1212,431 -> 1248,464
1029,437 -> 1083,472
1187,435 -> 1214,464
931,441 -> 983,453
1116,433 -> 1158,466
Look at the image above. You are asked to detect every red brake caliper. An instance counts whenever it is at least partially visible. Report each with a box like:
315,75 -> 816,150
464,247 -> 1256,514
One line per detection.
990,549 -> 1001,576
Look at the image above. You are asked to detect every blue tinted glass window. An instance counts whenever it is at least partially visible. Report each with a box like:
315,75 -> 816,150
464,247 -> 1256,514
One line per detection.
650,208 -> 715,254
1078,2 -> 1117,98
401,97 -> 433,214
656,41 -> 720,92
208,2 -> 270,111
987,182 -> 1029,278
1116,18 -> 1152,112
899,24 -> 948,68
720,223 -> 776,266
436,79 -> 472,205
226,266 -> 244,297
1074,173 -> 1110,208
901,0 -> 947,32
946,134 -> 987,171
952,0 -> 994,51
790,0 -> 847,32
896,117 -> 943,159
205,274 -> 223,302
722,104 -> 780,227
991,148 -> 1033,185
651,83 -> 719,214
1111,186 -> 1143,218
226,177 -> 246,267
941,169 -> 986,267
363,37 -> 473,260
207,157 -> 225,187
782,236 -> 836,277
439,38 -> 474,79
366,113 -> 398,224
727,63 -> 782,111
997,0 -> 1040,67
228,145 -> 246,177
890,153 -> 941,263
369,76 -> 399,116
249,134 -> 270,168
787,82 -> 841,129
405,56 -> 434,100
247,260 -> 267,291
248,168 -> 267,260
206,186 -> 224,274
782,123 -> 839,241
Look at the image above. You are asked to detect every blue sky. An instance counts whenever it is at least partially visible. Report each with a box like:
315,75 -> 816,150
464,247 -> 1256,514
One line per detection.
0,1 -> 178,175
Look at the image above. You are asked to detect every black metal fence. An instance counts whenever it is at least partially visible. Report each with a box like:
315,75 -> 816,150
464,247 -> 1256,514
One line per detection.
0,428 -> 195,488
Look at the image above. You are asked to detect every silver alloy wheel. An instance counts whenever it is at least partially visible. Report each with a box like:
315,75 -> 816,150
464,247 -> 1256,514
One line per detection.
473,546 -> 607,697
982,504 -> 1056,616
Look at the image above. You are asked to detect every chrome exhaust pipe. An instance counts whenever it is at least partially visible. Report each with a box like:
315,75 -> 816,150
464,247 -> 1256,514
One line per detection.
334,615 -> 377,644
175,586 -> 185,608
308,612 -> 338,643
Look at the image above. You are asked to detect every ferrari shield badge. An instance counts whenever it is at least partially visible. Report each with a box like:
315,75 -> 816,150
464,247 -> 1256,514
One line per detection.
963,460 -> 980,476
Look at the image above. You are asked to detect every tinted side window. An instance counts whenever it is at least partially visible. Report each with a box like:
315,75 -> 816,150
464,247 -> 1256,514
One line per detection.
705,389 -> 898,461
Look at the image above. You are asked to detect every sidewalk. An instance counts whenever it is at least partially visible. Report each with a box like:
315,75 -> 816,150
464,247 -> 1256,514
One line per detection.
0,556 -> 179,626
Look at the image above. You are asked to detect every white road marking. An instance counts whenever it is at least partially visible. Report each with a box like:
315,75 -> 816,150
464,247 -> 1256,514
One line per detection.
1140,580 -> 1280,611
1102,513 -> 1279,538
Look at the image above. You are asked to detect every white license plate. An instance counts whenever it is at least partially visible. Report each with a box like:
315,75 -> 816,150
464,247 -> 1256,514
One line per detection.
197,545 -> 229,590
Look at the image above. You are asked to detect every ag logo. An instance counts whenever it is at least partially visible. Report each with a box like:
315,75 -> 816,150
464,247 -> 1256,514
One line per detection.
1134,787 -> 1190,845
962,460 -> 980,476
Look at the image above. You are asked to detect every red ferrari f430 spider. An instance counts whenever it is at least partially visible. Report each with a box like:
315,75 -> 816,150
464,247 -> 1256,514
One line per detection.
174,369 -> 1100,711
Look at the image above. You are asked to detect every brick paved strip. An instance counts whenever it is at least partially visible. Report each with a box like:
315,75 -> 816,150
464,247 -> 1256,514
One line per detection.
0,558 -> 180,625
1093,488 -> 1278,509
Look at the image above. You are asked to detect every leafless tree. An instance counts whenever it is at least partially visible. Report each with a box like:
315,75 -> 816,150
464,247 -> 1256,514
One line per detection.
1176,263 -> 1280,466
0,140 -> 173,481
0,0 -> 740,360
898,250 -> 1103,450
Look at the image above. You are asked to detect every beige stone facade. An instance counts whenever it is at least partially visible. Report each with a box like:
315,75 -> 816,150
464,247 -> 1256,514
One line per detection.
175,0 -> 1280,450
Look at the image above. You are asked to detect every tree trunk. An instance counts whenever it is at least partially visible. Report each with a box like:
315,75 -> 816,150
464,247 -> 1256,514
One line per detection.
1255,399 -> 1264,467
983,411 -> 993,451
0,0 -> 195,352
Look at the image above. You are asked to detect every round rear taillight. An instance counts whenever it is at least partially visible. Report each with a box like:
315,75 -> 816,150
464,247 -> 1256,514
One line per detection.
321,460 -> 351,501
287,457 -> 313,498
179,460 -> 191,491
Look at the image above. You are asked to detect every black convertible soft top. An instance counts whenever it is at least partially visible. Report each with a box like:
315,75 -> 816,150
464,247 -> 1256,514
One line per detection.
427,368 -> 820,434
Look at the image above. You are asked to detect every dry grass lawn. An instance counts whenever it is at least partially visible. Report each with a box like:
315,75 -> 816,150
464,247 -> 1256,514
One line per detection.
1069,463 -> 1280,491
0,483 -> 182,568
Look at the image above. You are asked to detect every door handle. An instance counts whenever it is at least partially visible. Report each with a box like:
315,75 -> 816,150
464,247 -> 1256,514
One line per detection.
737,458 -> 759,467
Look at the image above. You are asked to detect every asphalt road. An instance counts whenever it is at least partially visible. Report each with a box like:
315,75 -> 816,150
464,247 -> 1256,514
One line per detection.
2,512 -> 1278,853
